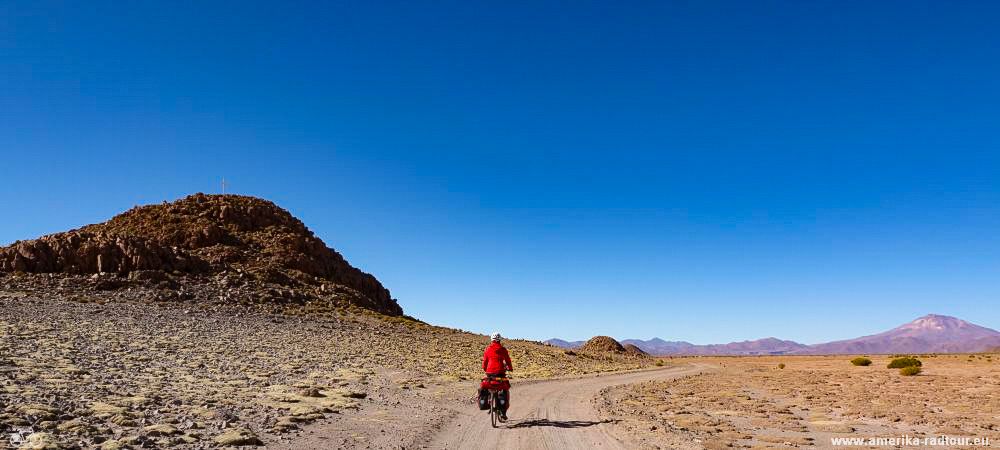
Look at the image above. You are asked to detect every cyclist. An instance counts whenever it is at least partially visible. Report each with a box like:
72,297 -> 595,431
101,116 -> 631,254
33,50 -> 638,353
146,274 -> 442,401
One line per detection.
482,332 -> 513,420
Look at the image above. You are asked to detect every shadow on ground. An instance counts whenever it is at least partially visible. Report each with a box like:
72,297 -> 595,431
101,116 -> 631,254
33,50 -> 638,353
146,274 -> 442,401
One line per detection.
506,418 -> 614,429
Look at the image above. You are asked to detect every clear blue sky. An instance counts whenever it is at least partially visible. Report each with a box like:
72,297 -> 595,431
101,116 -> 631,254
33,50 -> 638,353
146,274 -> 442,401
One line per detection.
3,1 -> 999,344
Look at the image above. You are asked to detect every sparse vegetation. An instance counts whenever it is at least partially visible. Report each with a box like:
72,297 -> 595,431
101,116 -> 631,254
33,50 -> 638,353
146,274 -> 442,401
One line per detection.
655,360 -> 665,367
777,363 -> 785,369
899,366 -> 922,376
887,357 -> 922,369
850,357 -> 872,366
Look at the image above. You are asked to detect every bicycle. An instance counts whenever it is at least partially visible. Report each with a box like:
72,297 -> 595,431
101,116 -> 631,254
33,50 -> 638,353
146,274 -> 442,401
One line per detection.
481,375 -> 510,428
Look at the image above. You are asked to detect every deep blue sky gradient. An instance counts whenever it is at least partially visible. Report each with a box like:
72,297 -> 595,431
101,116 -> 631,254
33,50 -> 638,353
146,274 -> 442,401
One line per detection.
2,1 -> 999,343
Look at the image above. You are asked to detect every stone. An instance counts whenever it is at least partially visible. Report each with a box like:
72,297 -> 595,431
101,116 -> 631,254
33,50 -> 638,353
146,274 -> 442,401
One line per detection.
297,387 -> 323,398
128,270 -> 168,283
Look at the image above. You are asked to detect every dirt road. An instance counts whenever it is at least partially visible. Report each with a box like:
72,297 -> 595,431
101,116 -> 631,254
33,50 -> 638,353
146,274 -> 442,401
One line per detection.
424,364 -> 706,449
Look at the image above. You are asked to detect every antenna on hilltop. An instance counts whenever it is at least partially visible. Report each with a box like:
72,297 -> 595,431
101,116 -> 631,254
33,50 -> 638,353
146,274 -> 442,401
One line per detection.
221,178 -> 229,195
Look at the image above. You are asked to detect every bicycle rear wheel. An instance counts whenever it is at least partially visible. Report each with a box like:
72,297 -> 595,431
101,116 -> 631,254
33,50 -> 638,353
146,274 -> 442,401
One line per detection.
490,392 -> 497,428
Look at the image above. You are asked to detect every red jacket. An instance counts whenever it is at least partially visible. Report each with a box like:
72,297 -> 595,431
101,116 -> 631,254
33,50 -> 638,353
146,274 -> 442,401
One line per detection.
482,342 -> 513,374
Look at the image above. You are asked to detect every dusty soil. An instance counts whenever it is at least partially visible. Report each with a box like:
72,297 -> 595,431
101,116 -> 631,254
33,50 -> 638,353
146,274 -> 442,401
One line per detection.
0,292 -> 651,449
599,355 -> 1000,449
269,364 -> 708,450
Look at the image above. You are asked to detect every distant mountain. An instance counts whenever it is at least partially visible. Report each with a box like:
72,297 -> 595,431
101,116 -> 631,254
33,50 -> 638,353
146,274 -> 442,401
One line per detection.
621,338 -> 698,355
705,337 -> 810,355
803,314 -> 1000,355
549,314 -> 1000,356
622,337 -> 808,356
544,339 -> 585,349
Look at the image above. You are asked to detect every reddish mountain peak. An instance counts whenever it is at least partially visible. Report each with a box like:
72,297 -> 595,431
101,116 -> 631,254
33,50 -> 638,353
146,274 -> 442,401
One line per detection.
892,314 -> 994,335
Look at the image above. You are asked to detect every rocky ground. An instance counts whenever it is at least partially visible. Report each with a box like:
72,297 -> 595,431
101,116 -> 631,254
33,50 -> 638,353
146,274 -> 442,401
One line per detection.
598,355 -> 1000,449
0,281 -> 651,449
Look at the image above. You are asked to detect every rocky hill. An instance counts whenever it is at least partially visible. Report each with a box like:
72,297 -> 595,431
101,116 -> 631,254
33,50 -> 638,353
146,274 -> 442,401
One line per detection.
622,343 -> 648,357
0,194 -> 402,315
577,336 -> 649,359
581,336 -> 626,353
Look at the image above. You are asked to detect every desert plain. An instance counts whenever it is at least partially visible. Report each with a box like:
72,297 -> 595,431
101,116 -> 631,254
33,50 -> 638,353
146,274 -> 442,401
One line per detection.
3,290 -> 998,449
601,354 -> 1000,449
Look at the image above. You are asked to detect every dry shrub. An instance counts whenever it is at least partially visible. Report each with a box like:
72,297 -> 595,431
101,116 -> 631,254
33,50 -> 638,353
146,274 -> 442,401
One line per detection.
887,357 -> 921,369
